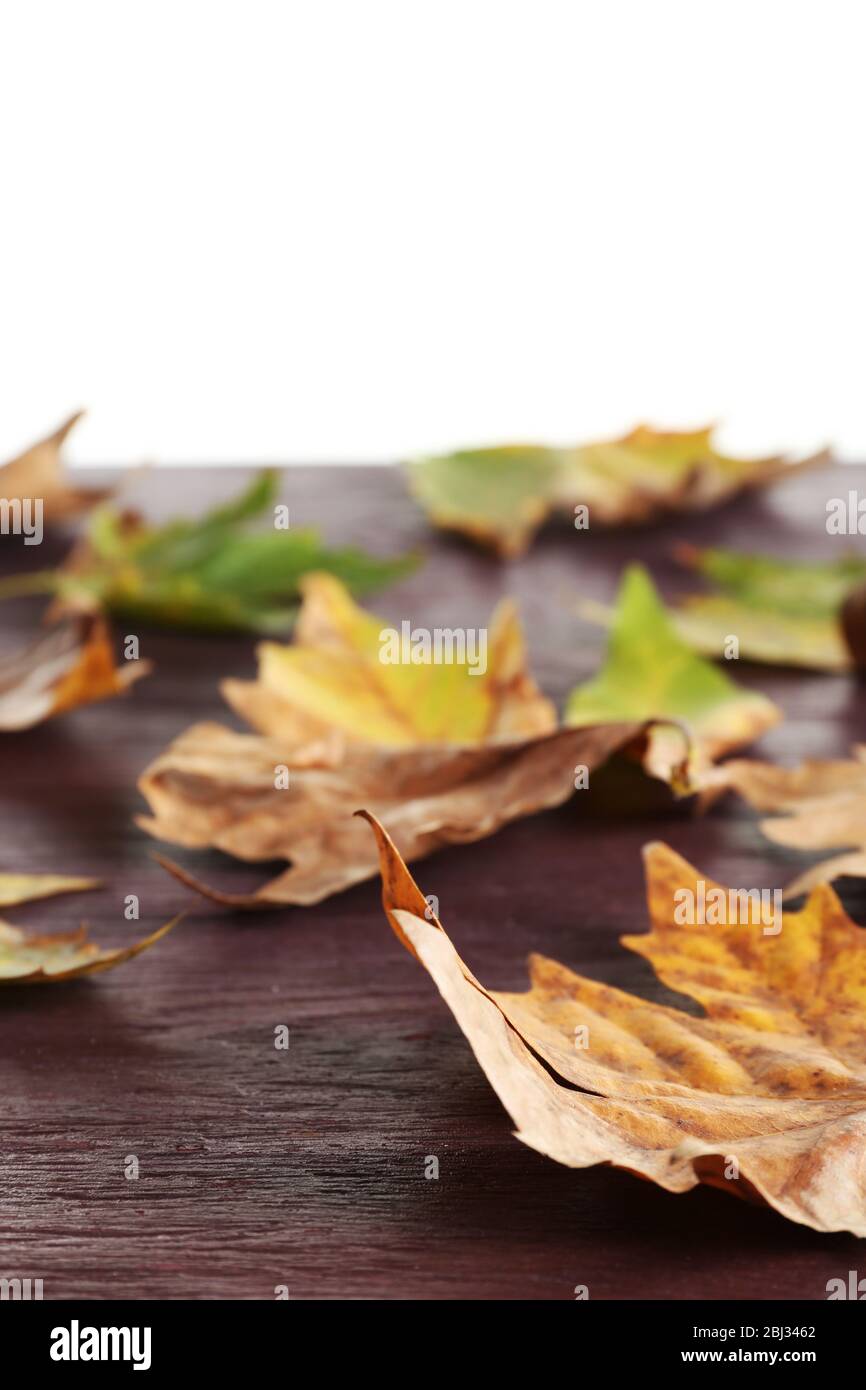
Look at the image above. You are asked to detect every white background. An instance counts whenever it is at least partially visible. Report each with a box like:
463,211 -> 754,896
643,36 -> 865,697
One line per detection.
0,0 -> 863,467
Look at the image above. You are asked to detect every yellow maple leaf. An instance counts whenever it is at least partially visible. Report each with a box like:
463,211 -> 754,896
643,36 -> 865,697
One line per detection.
222,572 -> 556,746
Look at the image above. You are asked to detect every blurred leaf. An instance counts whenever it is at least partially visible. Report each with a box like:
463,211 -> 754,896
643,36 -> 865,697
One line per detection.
409,445 -> 561,557
709,745 -> 866,900
566,565 -> 779,775
0,471 -> 418,633
0,872 -> 99,907
222,572 -> 556,746
673,545 -> 866,671
409,427 -> 829,556
677,545 -> 866,617
0,917 -> 180,983
0,873 -> 180,984
0,614 -> 149,731
0,412 -> 107,525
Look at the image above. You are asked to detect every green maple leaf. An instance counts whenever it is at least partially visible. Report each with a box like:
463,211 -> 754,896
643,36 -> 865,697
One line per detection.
409,427 -> 827,556
672,546 -> 866,672
0,472 -> 418,634
565,565 -> 779,772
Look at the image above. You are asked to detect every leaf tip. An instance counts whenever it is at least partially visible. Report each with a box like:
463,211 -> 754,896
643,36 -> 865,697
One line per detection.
356,810 -> 435,954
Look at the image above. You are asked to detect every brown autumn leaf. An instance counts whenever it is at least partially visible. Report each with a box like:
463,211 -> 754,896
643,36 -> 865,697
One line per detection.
363,812 -> 866,1235
140,720 -> 664,907
0,874 -> 180,984
0,613 -> 150,731
0,413 -> 107,525
140,574 -> 691,906
708,748 -> 866,898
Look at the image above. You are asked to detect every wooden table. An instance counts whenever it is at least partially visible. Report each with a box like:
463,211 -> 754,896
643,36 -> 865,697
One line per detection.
2,460 -> 864,1301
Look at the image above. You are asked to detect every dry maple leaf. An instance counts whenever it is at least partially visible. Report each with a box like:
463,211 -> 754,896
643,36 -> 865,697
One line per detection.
0,871 -> 99,907
409,427 -> 830,557
0,413 -> 107,524
709,748 -> 866,898
362,812 -> 866,1235
0,919 -> 180,984
140,721 -> 663,907
142,575 -> 688,906
0,874 -> 180,984
0,613 -> 150,731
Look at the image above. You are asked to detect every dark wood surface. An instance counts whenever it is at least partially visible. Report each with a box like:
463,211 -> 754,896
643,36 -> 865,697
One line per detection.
2,460 -> 865,1301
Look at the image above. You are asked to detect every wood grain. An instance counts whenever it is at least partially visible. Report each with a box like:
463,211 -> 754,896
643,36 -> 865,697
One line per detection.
1,460 -> 864,1300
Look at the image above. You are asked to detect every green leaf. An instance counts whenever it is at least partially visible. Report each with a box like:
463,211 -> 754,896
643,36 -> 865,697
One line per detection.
673,546 -> 866,671
409,427 -> 828,556
678,545 -> 866,619
105,471 -> 279,574
409,446 -> 562,558
565,565 -> 780,767
1,472 -> 419,634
